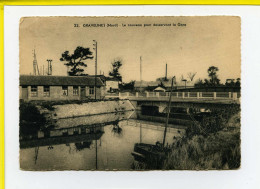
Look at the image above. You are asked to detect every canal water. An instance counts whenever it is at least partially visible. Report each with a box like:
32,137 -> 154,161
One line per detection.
20,111 -> 185,170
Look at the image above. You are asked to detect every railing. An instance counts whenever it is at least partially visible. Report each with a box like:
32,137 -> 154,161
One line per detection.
116,91 -> 240,101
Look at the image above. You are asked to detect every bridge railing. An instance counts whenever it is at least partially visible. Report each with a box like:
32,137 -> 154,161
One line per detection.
118,91 -> 240,101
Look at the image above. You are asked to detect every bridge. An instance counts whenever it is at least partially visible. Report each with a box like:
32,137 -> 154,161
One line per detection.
106,91 -> 240,110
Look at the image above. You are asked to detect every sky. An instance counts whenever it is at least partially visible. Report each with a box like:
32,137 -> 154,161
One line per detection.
20,16 -> 241,83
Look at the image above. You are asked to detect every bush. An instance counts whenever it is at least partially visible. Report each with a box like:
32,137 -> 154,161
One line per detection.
19,102 -> 47,136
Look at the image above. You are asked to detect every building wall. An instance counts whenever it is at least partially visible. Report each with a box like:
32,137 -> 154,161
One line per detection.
106,81 -> 119,91
19,86 -> 22,99
20,85 -> 104,101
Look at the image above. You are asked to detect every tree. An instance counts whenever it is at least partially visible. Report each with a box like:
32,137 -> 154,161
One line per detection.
156,77 -> 168,82
194,78 -> 204,87
109,58 -> 122,81
207,66 -> 220,85
60,46 -> 93,76
187,72 -> 197,81
120,80 -> 135,91
235,78 -> 241,87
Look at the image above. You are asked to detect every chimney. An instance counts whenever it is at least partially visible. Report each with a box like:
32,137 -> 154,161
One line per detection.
165,63 -> 167,80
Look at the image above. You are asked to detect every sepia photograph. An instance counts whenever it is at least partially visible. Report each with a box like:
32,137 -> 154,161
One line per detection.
19,16 -> 241,171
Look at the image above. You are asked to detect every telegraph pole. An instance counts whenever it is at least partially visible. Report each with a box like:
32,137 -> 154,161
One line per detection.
140,56 -> 142,92
93,40 -> 97,100
140,56 -> 143,143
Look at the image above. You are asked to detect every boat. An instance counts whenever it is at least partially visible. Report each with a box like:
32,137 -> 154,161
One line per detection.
131,142 -> 170,163
131,77 -> 175,166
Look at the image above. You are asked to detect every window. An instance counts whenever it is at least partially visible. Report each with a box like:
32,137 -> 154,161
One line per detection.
31,86 -> 37,97
44,86 -> 50,97
89,87 -> 94,95
73,86 -> 79,96
62,86 -> 68,96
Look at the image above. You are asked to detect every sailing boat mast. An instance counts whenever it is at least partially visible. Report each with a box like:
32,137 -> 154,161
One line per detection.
140,56 -> 142,143
162,76 -> 175,147
95,130 -> 98,169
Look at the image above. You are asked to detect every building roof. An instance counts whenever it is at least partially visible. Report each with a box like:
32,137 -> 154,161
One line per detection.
153,86 -> 166,92
105,77 -> 119,82
134,81 -> 160,88
20,75 -> 104,86
87,75 -> 119,82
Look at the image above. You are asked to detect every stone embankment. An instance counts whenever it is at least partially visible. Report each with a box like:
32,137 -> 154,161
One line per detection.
41,100 -> 135,119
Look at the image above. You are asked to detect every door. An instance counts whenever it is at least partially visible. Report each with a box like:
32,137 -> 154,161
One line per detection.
80,86 -> 86,100
22,86 -> 28,100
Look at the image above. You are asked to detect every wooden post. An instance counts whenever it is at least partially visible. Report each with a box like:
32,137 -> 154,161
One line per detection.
197,92 -> 199,99
136,92 -> 139,97
156,92 -> 160,97
213,92 -> 216,99
182,92 -> 185,99
79,86 -> 81,100
146,92 -> 149,97
229,92 -> 232,99
233,92 -> 237,100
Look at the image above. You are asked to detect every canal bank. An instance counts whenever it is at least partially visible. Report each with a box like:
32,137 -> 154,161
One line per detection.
132,111 -> 241,170
47,99 -> 134,119
19,99 -> 135,136
20,99 -> 135,119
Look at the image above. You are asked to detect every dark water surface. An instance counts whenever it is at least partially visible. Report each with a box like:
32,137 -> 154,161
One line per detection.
20,111 -> 185,170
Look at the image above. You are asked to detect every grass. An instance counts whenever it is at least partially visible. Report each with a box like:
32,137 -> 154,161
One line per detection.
162,109 -> 241,170
132,106 -> 241,170
163,128 -> 240,170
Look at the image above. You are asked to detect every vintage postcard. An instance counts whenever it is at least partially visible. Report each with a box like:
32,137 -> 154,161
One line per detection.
19,16 -> 241,171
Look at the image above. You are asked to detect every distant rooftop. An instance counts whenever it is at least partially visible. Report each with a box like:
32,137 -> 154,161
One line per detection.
134,81 -> 160,88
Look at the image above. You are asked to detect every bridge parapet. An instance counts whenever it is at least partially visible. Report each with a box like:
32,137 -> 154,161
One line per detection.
117,91 -> 240,102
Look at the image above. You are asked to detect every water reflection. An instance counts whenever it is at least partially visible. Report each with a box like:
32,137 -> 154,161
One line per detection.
20,110 -> 185,170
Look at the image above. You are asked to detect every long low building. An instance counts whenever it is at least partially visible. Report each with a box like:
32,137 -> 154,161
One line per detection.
19,75 -> 105,101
